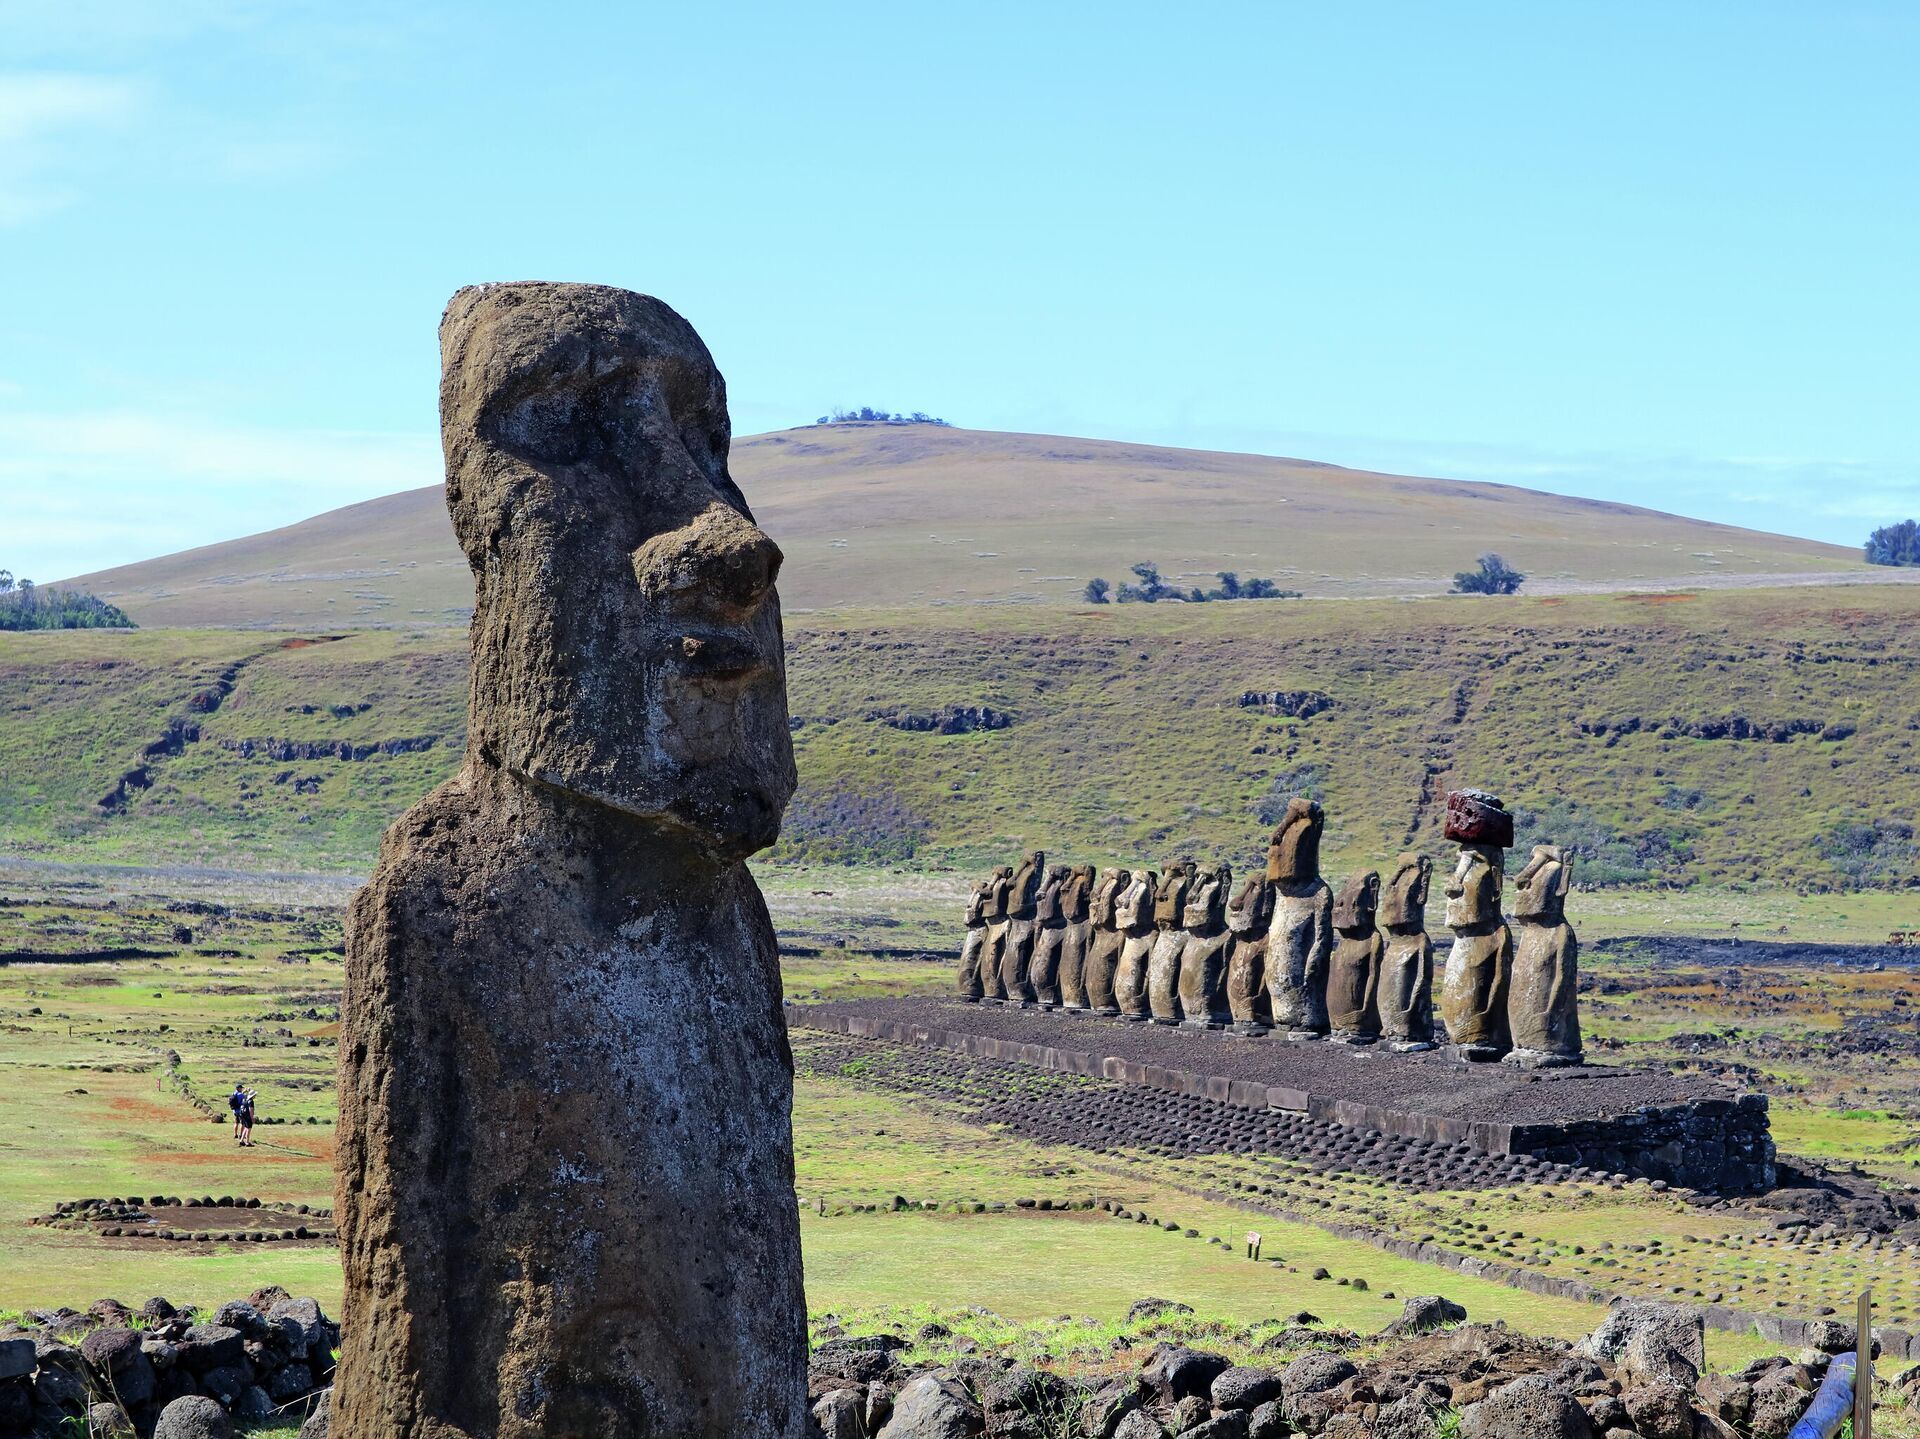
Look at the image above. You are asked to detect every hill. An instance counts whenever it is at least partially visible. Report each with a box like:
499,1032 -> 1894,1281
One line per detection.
3,587 -> 1916,896
65,424 -> 1884,629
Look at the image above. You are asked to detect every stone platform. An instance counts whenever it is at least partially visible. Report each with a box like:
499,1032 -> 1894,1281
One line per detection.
791,997 -> 1776,1195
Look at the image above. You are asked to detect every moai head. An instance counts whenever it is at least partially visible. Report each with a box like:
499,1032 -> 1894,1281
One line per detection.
1332,870 -> 1381,936
1092,868 -> 1131,928
1226,871 -> 1274,934
1154,859 -> 1196,928
1116,871 -> 1157,932
1265,798 -> 1324,883
1012,851 -> 1046,907
440,283 -> 795,860
1444,846 -> 1504,930
1066,864 -> 1097,922
987,865 -> 1015,918
1378,852 -> 1433,930
1038,864 -> 1071,915
1512,844 -> 1573,922
964,877 -> 992,927
1186,863 -> 1231,930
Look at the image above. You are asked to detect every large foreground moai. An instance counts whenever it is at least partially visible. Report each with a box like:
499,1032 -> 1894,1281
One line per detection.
1029,864 -> 1071,1007
335,284 -> 807,1439
1112,869 -> 1158,1020
956,875 -> 992,1000
1326,869 -> 1383,1044
1146,860 -> 1197,1024
979,865 -> 1014,1001
1224,871 -> 1275,1034
998,850 -> 1045,1004
1265,799 -> 1332,1039
1439,789 -> 1514,1061
1082,868 -> 1129,1015
1507,843 -> 1583,1067
1177,862 -> 1234,1029
1378,852 -> 1436,1051
1056,864 -> 1097,1009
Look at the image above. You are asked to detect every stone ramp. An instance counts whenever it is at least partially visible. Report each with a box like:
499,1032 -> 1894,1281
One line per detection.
790,997 -> 1775,1195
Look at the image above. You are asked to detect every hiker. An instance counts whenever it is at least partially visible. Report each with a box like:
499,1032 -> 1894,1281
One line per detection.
228,1083 -> 247,1139
238,1087 -> 258,1147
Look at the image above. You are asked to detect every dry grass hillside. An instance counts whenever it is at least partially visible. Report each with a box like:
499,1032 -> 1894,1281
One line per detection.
67,424 -> 1883,629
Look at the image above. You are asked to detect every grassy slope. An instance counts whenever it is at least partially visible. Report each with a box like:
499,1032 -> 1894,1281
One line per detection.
66,425 -> 1882,628
6,586 -> 1915,895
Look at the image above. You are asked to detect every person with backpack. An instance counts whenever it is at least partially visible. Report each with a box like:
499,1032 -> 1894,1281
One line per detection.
228,1083 -> 247,1140
238,1087 -> 258,1147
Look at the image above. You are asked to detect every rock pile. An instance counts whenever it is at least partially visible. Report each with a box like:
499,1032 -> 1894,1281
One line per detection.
0,1290 -> 335,1436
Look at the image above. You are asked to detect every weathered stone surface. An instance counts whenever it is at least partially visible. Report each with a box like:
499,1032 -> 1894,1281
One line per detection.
80,1327 -> 154,1405
1580,1302 -> 1703,1391
814,1388 -> 868,1439
999,852 -> 1047,1004
333,283 -> 806,1439
1507,846 -> 1582,1067
0,1340 -> 32,1381
154,1395 -> 236,1439
1264,800 -> 1331,1038
1619,1383 -> 1691,1439
1141,1344 -> 1229,1402
1083,869 -> 1129,1015
1058,865 -> 1097,1010
956,876 -> 991,1001
1177,863 -> 1233,1029
297,1391 -> 331,1439
1441,842 -> 1512,1059
1377,853 -> 1435,1050
1459,1374 -> 1592,1439
1382,1296 -> 1467,1337
979,867 -> 1015,1002
1444,789 -> 1515,848
1326,870 -> 1382,1043
1224,872 -> 1274,1033
88,1403 -> 136,1439
876,1372 -> 981,1439
1113,871 -> 1158,1021
1146,861 -> 1197,1025
1030,865 -> 1072,1006
176,1325 -> 243,1372
1210,1366 -> 1283,1410
1110,1410 -> 1162,1439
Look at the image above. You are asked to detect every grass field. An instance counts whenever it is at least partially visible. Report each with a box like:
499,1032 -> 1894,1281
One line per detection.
5,584 -> 1920,904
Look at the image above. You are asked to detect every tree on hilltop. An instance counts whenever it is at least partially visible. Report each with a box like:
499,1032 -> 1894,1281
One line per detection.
1452,553 -> 1526,595
1865,520 -> 1920,567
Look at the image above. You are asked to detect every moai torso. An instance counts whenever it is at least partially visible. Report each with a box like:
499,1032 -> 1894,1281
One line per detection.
1057,865 -> 1097,1010
956,875 -> 992,1001
335,283 -> 806,1439
1506,844 -> 1582,1066
1177,863 -> 1234,1029
1438,788 -> 1515,1060
1112,871 -> 1158,1020
1029,864 -> 1072,1007
1326,869 -> 1383,1043
1264,798 -> 1332,1037
1225,872 -> 1275,1033
1147,860 -> 1197,1024
1082,868 -> 1129,1014
979,866 -> 1015,1001
1377,852 -> 1436,1050
998,850 -> 1046,1004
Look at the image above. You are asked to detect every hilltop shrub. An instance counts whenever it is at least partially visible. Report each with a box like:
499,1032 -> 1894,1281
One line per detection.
1100,562 -> 1298,604
0,579 -> 135,630
1864,519 -> 1920,567
777,784 -> 930,865
1817,819 -> 1917,889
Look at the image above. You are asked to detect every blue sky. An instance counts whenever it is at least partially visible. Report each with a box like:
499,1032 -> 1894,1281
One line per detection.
3,0 -> 1915,582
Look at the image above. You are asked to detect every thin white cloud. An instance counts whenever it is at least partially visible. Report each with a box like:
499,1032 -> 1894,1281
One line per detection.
0,72 -> 139,224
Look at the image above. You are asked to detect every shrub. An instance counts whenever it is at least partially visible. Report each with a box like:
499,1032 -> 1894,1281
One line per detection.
1818,819 -> 1917,888
1255,764 -> 1327,825
1865,519 -> 1920,567
775,784 -> 930,865
1082,577 -> 1111,604
0,580 -> 135,630
1509,798 -> 1692,888
1451,553 -> 1526,595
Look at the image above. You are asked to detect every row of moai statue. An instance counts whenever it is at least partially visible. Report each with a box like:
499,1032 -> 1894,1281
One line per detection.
954,789 -> 1582,1066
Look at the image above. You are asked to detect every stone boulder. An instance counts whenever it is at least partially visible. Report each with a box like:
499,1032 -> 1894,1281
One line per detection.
153,1396 -> 236,1439
1210,1367 -> 1283,1411
876,1372 -> 982,1439
1141,1345 -> 1230,1402
1381,1296 -> 1467,1337
1580,1302 -> 1703,1391
79,1327 -> 155,1406
1460,1375 -> 1593,1439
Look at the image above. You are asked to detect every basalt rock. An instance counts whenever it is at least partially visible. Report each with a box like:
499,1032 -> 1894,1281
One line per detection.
998,851 -> 1046,1005
1177,863 -> 1234,1029
1326,870 -> 1383,1045
1507,845 -> 1582,1067
1082,869 -> 1129,1016
1112,871 -> 1158,1021
956,876 -> 992,1002
334,283 -> 807,1439
1264,800 -> 1331,1039
1224,872 -> 1275,1035
1030,865 -> 1072,1007
1378,853 -> 1436,1052
1057,865 -> 1097,1010
1146,861 -> 1198,1025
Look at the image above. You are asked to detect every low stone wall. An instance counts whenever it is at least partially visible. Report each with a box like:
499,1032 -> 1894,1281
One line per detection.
794,1003 -> 1774,1195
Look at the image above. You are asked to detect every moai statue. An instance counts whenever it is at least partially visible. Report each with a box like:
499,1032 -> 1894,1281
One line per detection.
335,284 -> 807,1439
1506,844 -> 1583,1067
1377,852 -> 1437,1051
1225,871 -> 1275,1035
1326,869 -> 1383,1045
1112,869 -> 1158,1021
1082,868 -> 1129,1016
1057,864 -> 1098,1010
1265,798 -> 1332,1039
955,874 -> 992,1001
1029,864 -> 1072,1007
1177,862 -> 1234,1029
1146,859 -> 1197,1025
978,865 -> 1014,1002
997,849 -> 1046,1006
1439,789 -> 1514,1061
